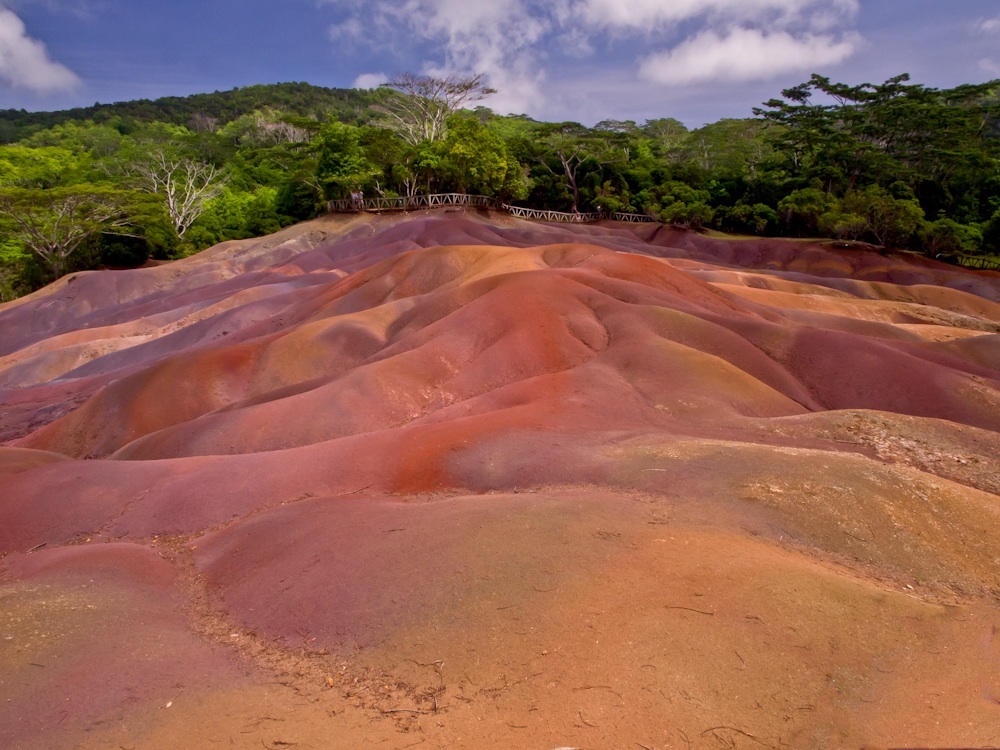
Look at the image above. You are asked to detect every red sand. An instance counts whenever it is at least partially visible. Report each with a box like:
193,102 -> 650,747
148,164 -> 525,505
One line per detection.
2,209 -> 999,749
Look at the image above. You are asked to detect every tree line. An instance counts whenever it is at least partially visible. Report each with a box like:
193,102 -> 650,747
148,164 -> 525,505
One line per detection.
1,73 -> 999,301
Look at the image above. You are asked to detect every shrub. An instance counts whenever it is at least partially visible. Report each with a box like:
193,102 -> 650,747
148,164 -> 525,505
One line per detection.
661,200 -> 714,229
777,188 -> 838,236
920,218 -> 982,255
819,211 -> 867,240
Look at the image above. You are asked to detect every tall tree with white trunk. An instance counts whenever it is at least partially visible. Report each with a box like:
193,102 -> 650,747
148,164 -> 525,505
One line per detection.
124,149 -> 226,238
375,73 -> 497,145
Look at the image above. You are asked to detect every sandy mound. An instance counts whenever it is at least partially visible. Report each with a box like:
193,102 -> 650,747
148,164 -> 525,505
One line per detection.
2,209 -> 999,749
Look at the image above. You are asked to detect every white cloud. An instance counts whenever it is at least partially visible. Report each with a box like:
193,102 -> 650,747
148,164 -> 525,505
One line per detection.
352,72 -> 386,89
318,0 -> 862,117
328,16 -> 363,42
978,17 -> 1000,34
402,0 -> 550,113
579,0 -> 858,30
328,0 -> 550,115
0,6 -> 78,92
639,27 -> 859,85
557,27 -> 594,59
980,58 -> 1000,75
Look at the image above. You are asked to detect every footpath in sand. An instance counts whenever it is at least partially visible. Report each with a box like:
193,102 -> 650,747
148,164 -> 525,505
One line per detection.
1,209 -> 999,749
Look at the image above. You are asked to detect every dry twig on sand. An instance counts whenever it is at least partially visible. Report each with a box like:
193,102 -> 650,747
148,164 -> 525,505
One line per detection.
664,605 -> 715,616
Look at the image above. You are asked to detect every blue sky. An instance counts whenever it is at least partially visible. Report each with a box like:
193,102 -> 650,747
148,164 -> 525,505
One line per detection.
1,0 -> 999,127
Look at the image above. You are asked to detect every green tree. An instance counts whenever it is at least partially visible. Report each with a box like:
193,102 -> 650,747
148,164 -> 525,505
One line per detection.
122,148 -> 227,238
843,187 -> 925,248
535,123 -> 624,212
436,115 -> 526,199
275,179 -> 321,222
661,200 -> 714,229
818,210 -> 867,240
717,202 -> 780,235
0,144 -> 94,188
358,126 -> 415,198
184,186 -> 283,251
920,218 -> 982,255
315,121 -> 380,199
0,236 -> 34,301
641,118 -> 689,155
756,74 -> 1000,223
778,187 -> 838,236
0,186 -> 135,279
217,108 -> 313,148
20,120 -> 124,159
681,119 -> 772,177
982,208 -> 1000,255
375,73 -> 497,145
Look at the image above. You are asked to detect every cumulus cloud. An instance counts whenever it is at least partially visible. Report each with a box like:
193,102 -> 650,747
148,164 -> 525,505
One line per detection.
639,27 -> 859,85
319,0 -> 862,115
326,0 -> 550,114
352,72 -> 387,89
0,6 -> 79,92
579,0 -> 858,30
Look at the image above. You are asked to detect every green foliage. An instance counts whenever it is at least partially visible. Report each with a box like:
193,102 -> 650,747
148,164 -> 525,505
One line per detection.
0,144 -> 96,188
2,73 -> 998,299
661,201 -> 714,229
920,218 -> 982,255
94,232 -> 150,268
594,180 -> 632,213
818,211 -> 867,240
20,120 -> 125,157
717,202 -> 779,235
778,188 -> 838,235
436,115 -> 526,199
757,74 -> 1000,226
184,187 -> 283,251
979,208 -> 1000,254
681,119 -> 772,177
641,118 -> 689,151
0,185 -> 136,279
0,83 -> 391,143
0,235 -> 35,301
216,108 -> 316,149
655,180 -> 711,207
316,121 -> 380,199
275,179 -> 321,222
842,187 -> 925,248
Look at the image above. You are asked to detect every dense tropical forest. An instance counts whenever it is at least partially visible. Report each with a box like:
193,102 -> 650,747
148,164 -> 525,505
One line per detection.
1,75 -> 998,300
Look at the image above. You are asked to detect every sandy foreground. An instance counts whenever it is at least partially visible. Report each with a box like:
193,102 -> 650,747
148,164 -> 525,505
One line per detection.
1,209 -> 999,749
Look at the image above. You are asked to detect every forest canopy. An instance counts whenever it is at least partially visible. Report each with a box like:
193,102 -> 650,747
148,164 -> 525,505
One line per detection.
1,74 -> 998,300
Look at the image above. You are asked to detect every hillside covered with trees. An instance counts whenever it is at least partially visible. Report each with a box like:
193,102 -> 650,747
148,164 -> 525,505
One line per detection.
1,74 -> 999,300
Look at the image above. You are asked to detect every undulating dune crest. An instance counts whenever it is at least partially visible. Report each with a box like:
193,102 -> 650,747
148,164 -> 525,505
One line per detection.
2,209 -> 999,749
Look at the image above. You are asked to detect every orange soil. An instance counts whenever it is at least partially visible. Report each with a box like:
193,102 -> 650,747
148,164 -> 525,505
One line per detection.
1,209 -> 999,749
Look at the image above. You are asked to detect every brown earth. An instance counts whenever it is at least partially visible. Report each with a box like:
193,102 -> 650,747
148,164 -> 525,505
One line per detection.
1,208 -> 999,749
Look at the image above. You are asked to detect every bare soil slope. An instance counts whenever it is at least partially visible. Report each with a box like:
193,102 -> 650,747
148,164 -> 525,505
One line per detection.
2,209 -> 999,749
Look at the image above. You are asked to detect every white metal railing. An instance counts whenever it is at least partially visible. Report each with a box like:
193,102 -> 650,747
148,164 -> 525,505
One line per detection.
327,193 -> 658,225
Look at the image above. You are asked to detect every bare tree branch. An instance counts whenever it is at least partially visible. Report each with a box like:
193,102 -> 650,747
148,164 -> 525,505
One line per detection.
374,73 -> 497,145
0,188 -> 133,279
122,149 -> 226,237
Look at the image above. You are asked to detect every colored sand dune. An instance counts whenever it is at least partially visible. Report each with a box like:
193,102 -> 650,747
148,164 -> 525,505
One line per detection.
2,210 -> 999,749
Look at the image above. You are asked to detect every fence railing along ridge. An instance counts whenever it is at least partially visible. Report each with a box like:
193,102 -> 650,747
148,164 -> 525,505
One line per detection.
956,256 -> 1000,271
328,194 -> 1000,271
327,192 -> 658,224
935,253 -> 1000,271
